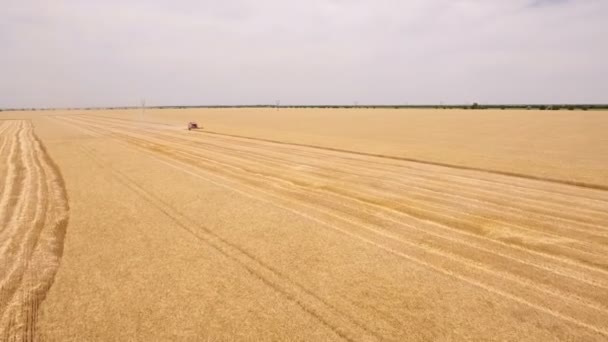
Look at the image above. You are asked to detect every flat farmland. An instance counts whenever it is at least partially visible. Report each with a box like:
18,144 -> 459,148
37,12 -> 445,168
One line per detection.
80,108 -> 608,187
1,109 -> 607,340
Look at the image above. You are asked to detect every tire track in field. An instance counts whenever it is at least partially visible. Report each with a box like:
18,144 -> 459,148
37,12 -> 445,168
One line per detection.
74,115 -> 608,220
55,115 -> 608,286
81,121 -> 608,267
122,137 -> 608,316
66,114 -> 608,246
81,114 -> 608,192
126,140 -> 608,338
192,129 -> 608,192
58,114 -> 410,339
53,116 -> 608,338
60,116 -> 608,284
162,131 -> 608,246
53,119 -> 390,340
186,126 -> 608,202
53,116 -> 575,337
65,116 -> 608,263
197,132 -> 608,207
0,120 -> 69,341
74,114 -> 608,229
112,130 -> 608,292
76,145 -> 379,342
166,136 -> 608,225
190,136 -> 608,226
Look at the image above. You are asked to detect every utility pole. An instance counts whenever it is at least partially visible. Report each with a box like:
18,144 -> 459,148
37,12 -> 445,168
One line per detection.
140,99 -> 146,121
275,99 -> 280,111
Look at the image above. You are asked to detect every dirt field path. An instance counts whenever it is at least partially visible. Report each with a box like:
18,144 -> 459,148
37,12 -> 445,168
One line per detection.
0,120 -> 69,340
28,114 -> 606,340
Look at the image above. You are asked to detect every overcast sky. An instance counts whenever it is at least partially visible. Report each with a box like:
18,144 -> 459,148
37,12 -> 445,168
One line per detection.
1,0 -> 606,108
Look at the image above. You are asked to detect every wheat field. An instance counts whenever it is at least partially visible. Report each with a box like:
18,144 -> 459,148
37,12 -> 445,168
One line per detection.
1,109 -> 607,340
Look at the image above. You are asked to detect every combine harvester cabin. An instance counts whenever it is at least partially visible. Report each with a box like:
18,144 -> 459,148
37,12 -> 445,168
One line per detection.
188,122 -> 199,130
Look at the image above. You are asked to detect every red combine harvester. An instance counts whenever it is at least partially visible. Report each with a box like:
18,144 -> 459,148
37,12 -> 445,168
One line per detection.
188,122 -> 199,130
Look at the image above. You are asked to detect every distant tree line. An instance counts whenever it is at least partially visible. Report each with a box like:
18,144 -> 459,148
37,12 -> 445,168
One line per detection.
1,104 -> 607,111
455,103 -> 599,111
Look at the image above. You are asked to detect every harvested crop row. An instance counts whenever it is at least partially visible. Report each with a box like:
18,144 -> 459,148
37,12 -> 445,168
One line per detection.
0,120 -> 69,341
